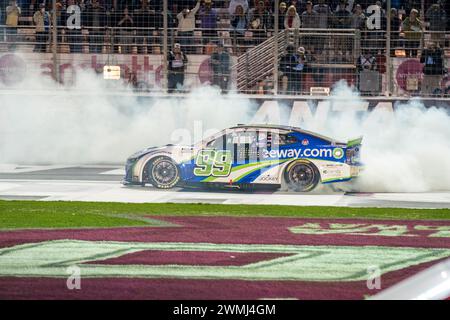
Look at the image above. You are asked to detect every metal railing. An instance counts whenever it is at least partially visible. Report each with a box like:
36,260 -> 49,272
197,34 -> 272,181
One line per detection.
0,0 -> 449,98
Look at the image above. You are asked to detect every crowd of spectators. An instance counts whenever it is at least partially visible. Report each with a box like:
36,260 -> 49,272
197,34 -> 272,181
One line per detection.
0,1 -> 447,53
0,0 -> 448,95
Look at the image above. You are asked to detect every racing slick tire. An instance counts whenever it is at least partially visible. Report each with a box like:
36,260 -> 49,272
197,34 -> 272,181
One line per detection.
144,156 -> 180,189
284,159 -> 320,192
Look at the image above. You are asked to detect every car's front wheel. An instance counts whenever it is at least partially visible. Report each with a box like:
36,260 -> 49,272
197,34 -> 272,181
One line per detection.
145,156 -> 180,189
284,160 -> 320,192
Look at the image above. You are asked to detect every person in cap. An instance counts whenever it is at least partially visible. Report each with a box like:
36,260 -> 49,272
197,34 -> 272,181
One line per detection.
279,44 -> 305,94
167,43 -> 188,93
351,4 -> 366,30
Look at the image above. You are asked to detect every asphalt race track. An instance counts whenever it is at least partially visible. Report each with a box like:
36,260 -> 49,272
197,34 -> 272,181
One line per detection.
0,164 -> 449,209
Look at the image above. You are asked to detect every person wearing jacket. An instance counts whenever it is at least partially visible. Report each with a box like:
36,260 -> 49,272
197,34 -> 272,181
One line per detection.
167,43 -> 188,93
284,5 -> 301,29
425,3 -> 447,48
210,42 -> 231,93
401,9 -> 423,57
33,3 -> 51,53
279,45 -> 306,94
420,42 -> 445,95
6,1 -> 21,46
177,0 -> 200,53
231,4 -> 248,35
230,4 -> 248,53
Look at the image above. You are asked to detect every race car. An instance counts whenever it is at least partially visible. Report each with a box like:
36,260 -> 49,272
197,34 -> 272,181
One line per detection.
123,124 -> 363,192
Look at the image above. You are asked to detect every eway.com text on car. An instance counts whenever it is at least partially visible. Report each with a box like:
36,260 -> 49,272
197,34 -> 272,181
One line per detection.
262,148 -> 343,160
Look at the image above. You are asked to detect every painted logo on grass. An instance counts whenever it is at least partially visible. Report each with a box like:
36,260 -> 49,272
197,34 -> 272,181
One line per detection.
0,240 -> 448,282
288,222 -> 450,237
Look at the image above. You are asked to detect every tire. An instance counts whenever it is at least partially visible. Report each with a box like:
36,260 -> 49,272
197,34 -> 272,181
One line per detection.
284,160 -> 320,192
144,156 -> 180,189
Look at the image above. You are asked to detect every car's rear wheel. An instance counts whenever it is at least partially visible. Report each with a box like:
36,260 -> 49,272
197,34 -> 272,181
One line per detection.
284,160 -> 320,192
145,156 -> 180,189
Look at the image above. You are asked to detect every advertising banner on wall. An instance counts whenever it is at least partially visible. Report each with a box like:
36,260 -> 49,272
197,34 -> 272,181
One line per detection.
393,57 -> 450,95
0,52 -> 237,89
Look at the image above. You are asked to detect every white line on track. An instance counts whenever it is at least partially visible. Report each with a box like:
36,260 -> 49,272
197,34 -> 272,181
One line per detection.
0,179 -> 449,208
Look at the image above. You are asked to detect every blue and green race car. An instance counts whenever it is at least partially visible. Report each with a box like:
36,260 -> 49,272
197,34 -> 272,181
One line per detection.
123,124 -> 363,192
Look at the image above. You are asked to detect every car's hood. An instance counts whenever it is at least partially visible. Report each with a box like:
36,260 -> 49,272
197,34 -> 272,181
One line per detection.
129,144 -> 192,160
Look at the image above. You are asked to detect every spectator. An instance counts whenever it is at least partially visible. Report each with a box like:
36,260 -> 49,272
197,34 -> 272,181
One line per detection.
167,43 -> 188,93
176,0 -> 200,54
279,44 -> 305,94
357,50 -> 378,94
53,0 -> 64,27
313,0 -> 331,29
6,1 -> 21,45
390,8 -> 402,56
420,42 -> 445,95
301,1 -> 318,52
333,0 -> 351,57
86,0 -> 106,53
199,0 -> 218,44
351,4 -> 366,30
247,0 -> 272,43
401,8 -> 423,57
425,3 -> 447,48
390,7 -> 402,32
248,0 -> 272,31
289,0 -> 304,14
33,3 -> 50,53
230,4 -> 248,53
277,2 -> 287,30
117,7 -> 134,54
332,0 -> 351,29
284,5 -> 301,29
301,1 -> 318,29
231,4 -> 248,36
228,0 -> 249,15
210,42 -> 231,92
357,50 -> 377,72
134,0 -> 155,53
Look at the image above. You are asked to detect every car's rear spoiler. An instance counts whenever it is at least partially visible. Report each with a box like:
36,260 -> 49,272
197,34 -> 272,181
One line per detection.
347,137 -> 363,148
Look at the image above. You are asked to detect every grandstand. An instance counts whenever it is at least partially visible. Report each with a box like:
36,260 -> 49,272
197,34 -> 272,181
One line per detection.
0,0 -> 449,96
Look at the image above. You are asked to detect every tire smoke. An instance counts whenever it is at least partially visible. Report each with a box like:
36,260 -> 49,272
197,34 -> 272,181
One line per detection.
0,71 -> 449,192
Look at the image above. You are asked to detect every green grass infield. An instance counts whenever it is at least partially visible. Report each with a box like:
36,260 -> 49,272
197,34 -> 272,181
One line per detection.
0,200 -> 449,230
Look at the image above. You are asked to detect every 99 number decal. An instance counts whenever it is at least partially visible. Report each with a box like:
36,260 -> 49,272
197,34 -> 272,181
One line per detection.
194,150 -> 232,177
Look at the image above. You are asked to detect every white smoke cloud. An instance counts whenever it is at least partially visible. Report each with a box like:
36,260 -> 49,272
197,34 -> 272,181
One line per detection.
0,69 -> 256,164
0,71 -> 449,192
296,81 -> 450,192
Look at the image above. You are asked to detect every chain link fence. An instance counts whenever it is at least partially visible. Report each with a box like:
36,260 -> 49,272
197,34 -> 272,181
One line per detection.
0,0 -> 448,97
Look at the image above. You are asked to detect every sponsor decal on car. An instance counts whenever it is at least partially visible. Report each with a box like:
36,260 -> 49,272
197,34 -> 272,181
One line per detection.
262,148 -> 343,160
333,148 -> 344,160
